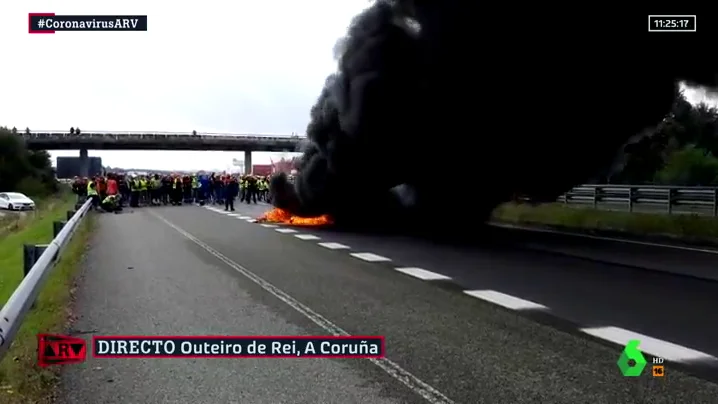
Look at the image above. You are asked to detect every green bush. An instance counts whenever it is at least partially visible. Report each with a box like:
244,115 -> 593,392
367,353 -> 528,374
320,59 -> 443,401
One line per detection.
654,146 -> 718,186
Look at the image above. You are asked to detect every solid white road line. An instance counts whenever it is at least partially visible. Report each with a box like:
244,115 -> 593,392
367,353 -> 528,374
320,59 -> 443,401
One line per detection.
260,224 -> 278,228
295,234 -> 320,240
318,242 -> 351,250
275,228 -> 298,234
463,290 -> 548,311
580,326 -> 718,364
350,252 -> 392,262
395,267 -> 451,281
152,212 -> 455,404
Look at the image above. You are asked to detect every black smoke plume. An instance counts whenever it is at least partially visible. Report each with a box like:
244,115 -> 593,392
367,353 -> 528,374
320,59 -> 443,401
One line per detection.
271,1 -> 718,230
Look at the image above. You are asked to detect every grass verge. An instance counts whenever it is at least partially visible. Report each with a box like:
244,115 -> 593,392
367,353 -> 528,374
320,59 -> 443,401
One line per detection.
0,192 -> 94,404
0,194 -> 75,239
492,202 -> 718,246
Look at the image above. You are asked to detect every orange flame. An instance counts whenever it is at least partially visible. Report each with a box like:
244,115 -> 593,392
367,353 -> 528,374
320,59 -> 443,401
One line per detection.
257,208 -> 334,226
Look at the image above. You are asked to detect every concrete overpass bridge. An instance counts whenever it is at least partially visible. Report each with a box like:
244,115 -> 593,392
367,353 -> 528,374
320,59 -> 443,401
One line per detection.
20,130 -> 306,175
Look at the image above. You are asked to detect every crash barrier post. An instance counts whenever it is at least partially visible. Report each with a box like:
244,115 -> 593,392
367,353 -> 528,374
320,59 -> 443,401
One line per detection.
0,198 -> 93,362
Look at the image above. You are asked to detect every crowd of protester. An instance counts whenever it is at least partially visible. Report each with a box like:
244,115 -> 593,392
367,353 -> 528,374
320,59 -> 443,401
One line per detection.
71,172 -> 272,213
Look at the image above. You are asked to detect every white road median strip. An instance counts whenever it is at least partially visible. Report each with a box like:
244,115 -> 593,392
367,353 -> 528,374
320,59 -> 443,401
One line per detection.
395,267 -> 451,281
580,326 -> 718,363
463,290 -> 548,311
275,228 -> 298,234
350,252 -> 392,262
151,212 -> 455,404
318,242 -> 351,250
260,224 -> 278,228
295,234 -> 320,240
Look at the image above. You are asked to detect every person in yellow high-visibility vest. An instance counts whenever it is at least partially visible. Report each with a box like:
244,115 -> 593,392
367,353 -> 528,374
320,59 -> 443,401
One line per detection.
87,178 -> 100,208
101,194 -> 122,213
139,176 -> 148,206
129,176 -> 140,207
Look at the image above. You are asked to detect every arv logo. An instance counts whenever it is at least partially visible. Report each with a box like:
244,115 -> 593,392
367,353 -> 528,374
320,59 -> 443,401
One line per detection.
37,334 -> 87,367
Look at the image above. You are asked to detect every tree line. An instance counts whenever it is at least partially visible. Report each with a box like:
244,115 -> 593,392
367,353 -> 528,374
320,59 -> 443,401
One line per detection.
601,91 -> 718,186
0,127 -> 58,196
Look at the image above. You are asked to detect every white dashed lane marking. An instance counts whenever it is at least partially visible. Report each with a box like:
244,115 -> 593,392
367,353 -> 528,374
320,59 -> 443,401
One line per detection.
275,228 -> 298,234
260,224 -> 278,228
463,290 -> 548,311
318,242 -> 351,250
350,252 -> 392,262
239,216 -> 252,219
580,326 -> 718,364
295,234 -> 321,240
395,267 -> 451,281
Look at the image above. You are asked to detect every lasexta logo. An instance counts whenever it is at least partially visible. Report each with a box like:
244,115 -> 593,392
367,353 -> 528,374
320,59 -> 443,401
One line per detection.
37,334 -> 87,367
617,339 -> 647,376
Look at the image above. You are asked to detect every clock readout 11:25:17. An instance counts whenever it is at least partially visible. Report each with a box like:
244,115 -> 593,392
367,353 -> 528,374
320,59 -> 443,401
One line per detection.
648,15 -> 696,32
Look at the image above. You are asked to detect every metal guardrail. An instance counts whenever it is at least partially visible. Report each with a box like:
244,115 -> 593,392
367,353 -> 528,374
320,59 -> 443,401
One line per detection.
557,185 -> 718,216
0,198 -> 93,362
19,131 -> 306,142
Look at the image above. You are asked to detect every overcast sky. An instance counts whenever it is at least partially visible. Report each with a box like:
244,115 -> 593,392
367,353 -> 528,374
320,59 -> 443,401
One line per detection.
0,0 -> 370,171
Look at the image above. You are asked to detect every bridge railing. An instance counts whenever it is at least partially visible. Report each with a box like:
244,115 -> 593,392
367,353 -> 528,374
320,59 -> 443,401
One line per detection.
0,198 -> 93,362
554,184 -> 718,216
19,131 -> 306,141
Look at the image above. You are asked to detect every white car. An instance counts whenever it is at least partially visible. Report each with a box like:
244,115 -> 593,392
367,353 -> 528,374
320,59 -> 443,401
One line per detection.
0,192 -> 36,211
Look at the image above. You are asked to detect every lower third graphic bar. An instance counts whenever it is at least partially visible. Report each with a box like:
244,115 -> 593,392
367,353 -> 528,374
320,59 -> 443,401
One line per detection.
29,14 -> 148,34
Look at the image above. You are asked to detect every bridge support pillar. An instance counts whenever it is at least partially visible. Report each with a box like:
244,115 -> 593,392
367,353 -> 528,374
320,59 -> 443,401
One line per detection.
79,148 -> 89,177
244,150 -> 252,175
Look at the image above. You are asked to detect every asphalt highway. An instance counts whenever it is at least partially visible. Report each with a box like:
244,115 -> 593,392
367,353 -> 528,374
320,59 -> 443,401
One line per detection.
57,202 -> 718,404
